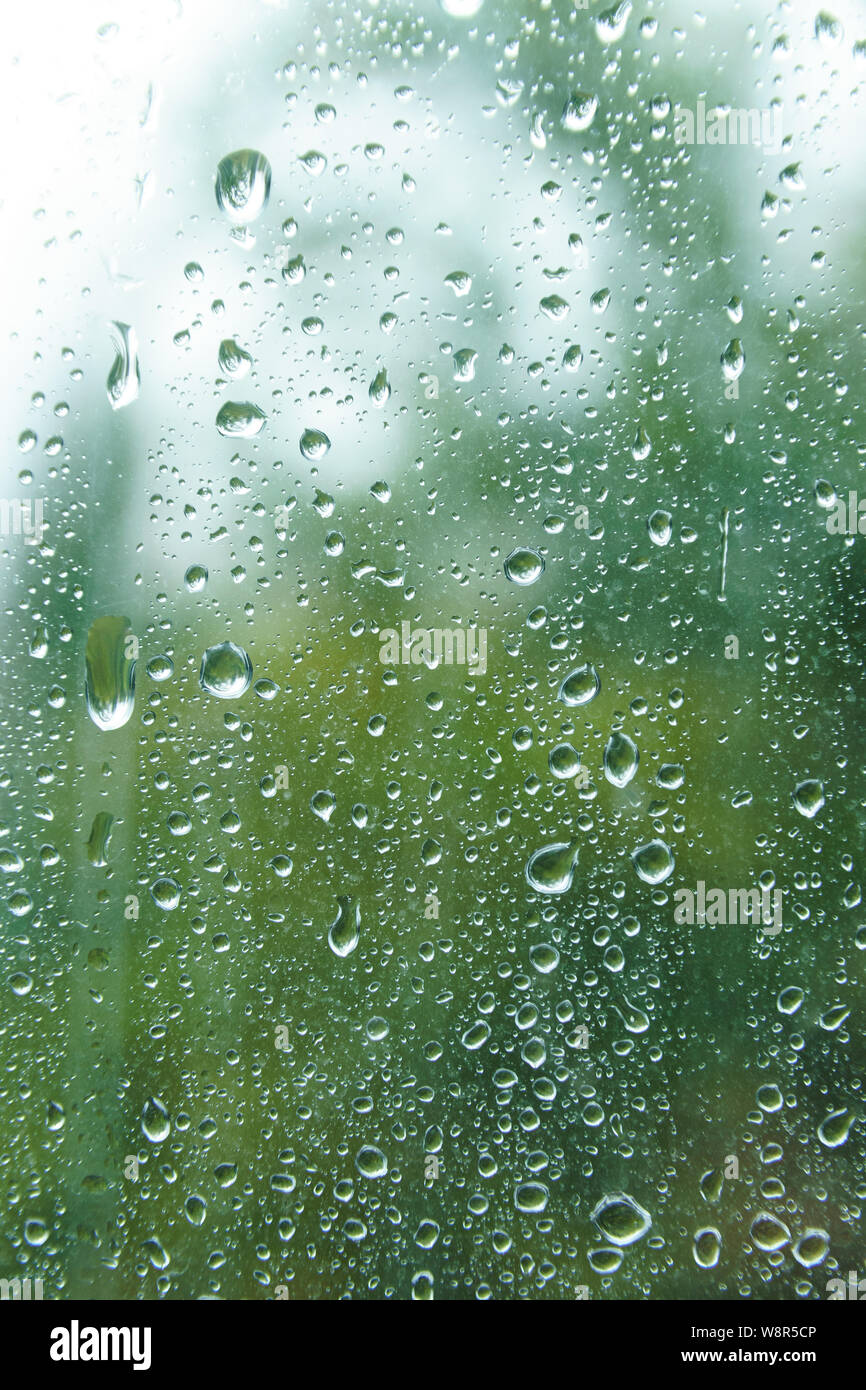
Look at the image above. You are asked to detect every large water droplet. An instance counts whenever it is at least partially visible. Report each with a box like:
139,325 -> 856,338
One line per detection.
548,743 -> 581,780
215,401 -> 267,438
817,1108 -> 852,1148
151,876 -> 181,911
199,641 -> 253,699
86,811 -> 114,867
514,1181 -> 549,1213
106,322 -> 140,410
793,1228 -> 829,1268
141,1096 -> 170,1144
328,896 -> 360,957
604,731 -> 639,788
85,616 -> 136,731
750,1212 -> 790,1251
217,338 -> 253,378
632,838 -> 675,884
311,789 -> 337,822
184,564 -> 208,593
369,368 -> 391,406
793,779 -> 824,819
591,1192 -> 651,1246
647,509 -> 672,546
215,149 -> 272,224
558,663 -> 600,706
721,338 -> 745,382
692,1227 -> 721,1269
595,0 -> 632,43
300,428 -> 331,460
355,1144 -> 387,1178
525,842 -> 578,895
461,1020 -> 491,1050
504,547 -> 544,585
561,91 -> 598,131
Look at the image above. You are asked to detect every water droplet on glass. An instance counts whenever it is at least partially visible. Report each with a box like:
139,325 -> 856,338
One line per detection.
504,547 -> 544,585
199,641 -> 253,699
444,270 -> 472,296
592,1192 -> 651,1246
215,149 -> 272,224
300,428 -> 331,460
141,1096 -> 171,1144
563,343 -> 583,372
355,1144 -> 387,1178
540,294 -> 568,320
461,1020 -> 491,1051
604,731 -> 639,788
215,401 -> 266,438
184,564 -> 208,592
793,779 -> 824,819
720,338 -> 745,382
328,896 -> 360,957
106,321 -> 140,410
750,1212 -> 790,1251
311,789 -> 337,822
151,877 -> 181,911
693,1227 -> 721,1269
440,0 -> 483,13
558,663 -> 600,706
548,743 -> 581,780
185,1195 -> 207,1227
453,347 -> 478,381
817,1108 -> 852,1149
86,811 -> 114,867
217,338 -> 253,378
647,509 -> 672,546
369,368 -> 391,406
595,0 -> 632,43
793,1228 -> 830,1267
525,842 -> 578,895
814,479 -> 837,510
632,838 -> 675,884
514,1181 -> 548,1212
85,616 -> 136,731
561,91 -> 598,131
